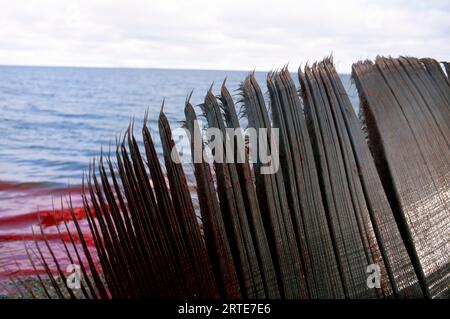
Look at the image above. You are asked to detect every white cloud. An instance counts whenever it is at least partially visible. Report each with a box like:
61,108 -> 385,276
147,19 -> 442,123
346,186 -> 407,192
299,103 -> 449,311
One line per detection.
0,0 -> 448,72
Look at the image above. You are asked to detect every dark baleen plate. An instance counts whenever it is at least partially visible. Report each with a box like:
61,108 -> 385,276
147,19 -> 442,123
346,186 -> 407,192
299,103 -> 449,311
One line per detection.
321,60 -> 423,298
201,89 -> 266,298
240,74 -> 309,299
352,57 -> 450,298
219,83 -> 280,298
267,69 -> 344,298
184,100 -> 241,298
300,63 -> 379,298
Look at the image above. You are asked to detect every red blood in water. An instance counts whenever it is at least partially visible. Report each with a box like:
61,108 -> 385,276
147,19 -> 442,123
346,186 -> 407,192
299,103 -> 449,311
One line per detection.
0,181 -> 100,295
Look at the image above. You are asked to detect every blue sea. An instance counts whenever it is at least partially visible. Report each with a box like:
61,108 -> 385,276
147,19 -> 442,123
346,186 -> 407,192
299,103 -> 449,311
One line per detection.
0,66 -> 358,186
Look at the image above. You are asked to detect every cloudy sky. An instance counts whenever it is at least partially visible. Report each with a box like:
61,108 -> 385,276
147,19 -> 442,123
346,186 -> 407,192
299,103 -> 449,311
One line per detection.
0,0 -> 448,73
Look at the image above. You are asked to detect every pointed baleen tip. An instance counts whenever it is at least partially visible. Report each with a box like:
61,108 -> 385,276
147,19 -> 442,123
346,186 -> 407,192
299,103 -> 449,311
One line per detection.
221,77 -> 227,88
241,71 -> 255,91
158,100 -> 169,126
184,101 -> 196,119
298,66 -> 306,82
160,98 -> 166,115
220,80 -> 231,99
208,81 -> 215,94
302,61 -> 311,74
276,66 -> 291,81
249,71 -> 258,86
129,116 -> 136,137
143,107 -> 150,128
204,89 -> 216,108
124,118 -> 132,139
323,52 -> 334,65
185,90 -> 194,106
124,121 -> 131,138
304,64 -> 314,77
266,70 -> 276,83
317,58 -> 325,68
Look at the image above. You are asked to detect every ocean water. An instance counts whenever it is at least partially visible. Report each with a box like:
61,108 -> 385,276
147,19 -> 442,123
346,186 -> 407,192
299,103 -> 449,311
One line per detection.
0,65 -> 358,186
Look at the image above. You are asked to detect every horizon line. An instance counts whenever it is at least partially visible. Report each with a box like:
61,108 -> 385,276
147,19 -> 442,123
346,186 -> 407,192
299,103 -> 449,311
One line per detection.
0,63 -> 351,74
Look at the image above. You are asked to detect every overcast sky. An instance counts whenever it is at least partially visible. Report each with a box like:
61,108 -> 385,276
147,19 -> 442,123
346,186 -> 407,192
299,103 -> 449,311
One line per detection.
0,0 -> 448,73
